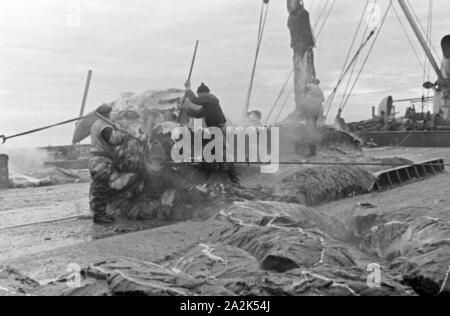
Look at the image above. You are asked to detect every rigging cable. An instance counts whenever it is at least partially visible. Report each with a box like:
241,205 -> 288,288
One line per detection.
325,1 -> 374,118
326,0 -> 370,112
324,30 -> 376,118
264,70 -> 293,124
315,0 -> 336,63
422,0 -> 432,82
171,160 -> 450,168
406,0 -> 440,60
423,0 -> 434,108
392,4 -> 426,73
315,0 -> 336,39
338,0 -> 394,115
244,0 -> 270,115
307,0 -> 316,16
313,0 -> 331,31
397,1 -> 434,152
273,85 -> 295,124
337,0 -> 378,112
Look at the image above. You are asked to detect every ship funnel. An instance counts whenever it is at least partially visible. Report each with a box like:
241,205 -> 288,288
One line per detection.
441,35 -> 450,59
442,35 -> 450,81
433,35 -> 450,118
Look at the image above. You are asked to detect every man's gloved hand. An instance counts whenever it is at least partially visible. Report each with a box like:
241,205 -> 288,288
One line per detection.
184,80 -> 191,90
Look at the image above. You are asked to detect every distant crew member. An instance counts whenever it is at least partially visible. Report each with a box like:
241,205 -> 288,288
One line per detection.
181,82 -> 240,184
299,79 -> 325,156
302,79 -> 325,126
245,110 -> 263,127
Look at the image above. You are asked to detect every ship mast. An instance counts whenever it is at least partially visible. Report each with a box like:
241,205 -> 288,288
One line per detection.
397,0 -> 450,117
397,0 -> 443,82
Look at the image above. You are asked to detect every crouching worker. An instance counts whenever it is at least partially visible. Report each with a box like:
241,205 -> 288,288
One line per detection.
89,105 -> 128,225
181,81 -> 240,184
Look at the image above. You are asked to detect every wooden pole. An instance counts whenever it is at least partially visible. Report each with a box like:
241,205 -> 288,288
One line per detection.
73,70 -> 92,145
78,70 -> 93,118
187,41 -> 200,83
179,41 -> 200,124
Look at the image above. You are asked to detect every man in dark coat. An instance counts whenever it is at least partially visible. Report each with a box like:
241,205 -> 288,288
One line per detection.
287,0 -> 315,59
181,82 -> 240,184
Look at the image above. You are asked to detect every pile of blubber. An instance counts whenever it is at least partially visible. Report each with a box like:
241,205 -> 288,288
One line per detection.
3,201 -> 448,296
26,202 -> 412,296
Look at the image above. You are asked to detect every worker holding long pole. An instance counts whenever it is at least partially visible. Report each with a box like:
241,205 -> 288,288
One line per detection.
180,41 -> 240,184
88,104 -> 138,225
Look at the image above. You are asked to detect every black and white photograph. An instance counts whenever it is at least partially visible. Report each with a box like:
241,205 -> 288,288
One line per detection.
0,0 -> 449,301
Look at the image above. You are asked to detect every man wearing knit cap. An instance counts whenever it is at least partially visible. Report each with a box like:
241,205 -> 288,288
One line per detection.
183,82 -> 227,128
89,104 -> 127,225
182,81 -> 240,184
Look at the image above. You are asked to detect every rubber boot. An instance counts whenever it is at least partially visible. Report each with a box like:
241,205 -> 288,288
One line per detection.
308,144 -> 317,157
93,213 -> 116,225
227,165 -> 240,184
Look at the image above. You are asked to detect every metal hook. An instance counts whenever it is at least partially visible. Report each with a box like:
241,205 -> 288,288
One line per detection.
0,135 -> 6,144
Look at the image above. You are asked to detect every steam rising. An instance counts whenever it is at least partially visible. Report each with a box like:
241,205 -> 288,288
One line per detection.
0,146 -> 50,174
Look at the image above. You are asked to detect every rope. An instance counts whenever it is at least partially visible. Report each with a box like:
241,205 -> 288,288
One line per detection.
314,0 -> 336,65
307,0 -> 316,16
265,69 -> 294,124
422,0 -> 433,107
392,4 -> 427,73
324,1 -> 372,118
424,0 -> 433,111
337,0 -> 378,111
315,0 -> 336,39
339,0 -> 393,115
244,0 -> 270,115
313,0 -> 330,31
395,129 -> 416,148
273,85 -> 295,124
324,30 -> 376,118
425,0 -> 433,81
169,161 -> 449,168
395,0 -> 435,147
0,215 -> 92,231
336,0 -> 370,93
256,0 -> 265,44
406,0 -> 440,60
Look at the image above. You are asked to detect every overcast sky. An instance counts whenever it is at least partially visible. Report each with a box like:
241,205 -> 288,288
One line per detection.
1,0 -> 449,148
